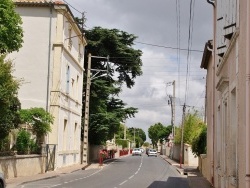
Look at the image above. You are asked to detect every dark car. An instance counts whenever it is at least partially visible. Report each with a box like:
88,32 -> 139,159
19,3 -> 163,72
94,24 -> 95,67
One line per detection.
0,172 -> 6,188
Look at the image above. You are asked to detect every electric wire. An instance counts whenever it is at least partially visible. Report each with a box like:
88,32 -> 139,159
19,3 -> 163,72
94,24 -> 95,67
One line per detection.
134,41 -> 203,52
184,0 -> 195,104
176,0 -> 181,105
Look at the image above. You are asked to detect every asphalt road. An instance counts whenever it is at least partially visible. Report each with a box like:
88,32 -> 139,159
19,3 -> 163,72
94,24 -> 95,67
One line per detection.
17,154 -> 189,188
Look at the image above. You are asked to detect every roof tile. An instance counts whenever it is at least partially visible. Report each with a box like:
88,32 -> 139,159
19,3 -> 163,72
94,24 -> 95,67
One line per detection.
13,0 -> 64,4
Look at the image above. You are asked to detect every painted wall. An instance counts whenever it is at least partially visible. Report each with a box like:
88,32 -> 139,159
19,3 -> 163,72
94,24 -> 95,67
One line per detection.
9,7 -> 57,109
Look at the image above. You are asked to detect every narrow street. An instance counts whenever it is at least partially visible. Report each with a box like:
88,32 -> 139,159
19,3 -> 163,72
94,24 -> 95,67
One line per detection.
17,154 -> 189,188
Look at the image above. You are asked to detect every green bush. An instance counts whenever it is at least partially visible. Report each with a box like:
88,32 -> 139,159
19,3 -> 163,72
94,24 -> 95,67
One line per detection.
0,136 -> 10,152
115,139 -> 128,148
16,129 -> 31,154
192,126 -> 207,156
29,138 -> 39,154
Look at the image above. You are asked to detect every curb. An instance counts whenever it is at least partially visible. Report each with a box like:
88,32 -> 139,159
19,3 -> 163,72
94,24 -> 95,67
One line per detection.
159,155 -> 186,175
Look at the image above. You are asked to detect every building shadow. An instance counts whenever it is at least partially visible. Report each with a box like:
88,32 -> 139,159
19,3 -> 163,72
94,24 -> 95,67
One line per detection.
148,176 -> 189,188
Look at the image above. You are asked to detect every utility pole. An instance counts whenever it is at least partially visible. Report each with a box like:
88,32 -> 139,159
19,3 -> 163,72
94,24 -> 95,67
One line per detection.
168,80 -> 176,159
124,123 -> 126,140
82,53 -> 91,164
82,54 -> 109,164
180,103 -> 186,168
134,128 -> 135,148
172,80 -> 176,138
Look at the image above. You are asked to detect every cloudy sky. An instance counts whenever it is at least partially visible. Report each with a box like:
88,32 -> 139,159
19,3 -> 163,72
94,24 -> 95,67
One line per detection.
67,0 -> 213,142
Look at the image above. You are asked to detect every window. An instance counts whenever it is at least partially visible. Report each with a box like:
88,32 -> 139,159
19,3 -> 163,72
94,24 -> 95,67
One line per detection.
66,65 -> 70,94
216,0 -> 237,60
68,26 -> 72,50
71,78 -> 75,96
78,43 -> 83,62
74,123 -> 78,150
230,88 -> 237,176
63,119 -> 68,151
76,75 -> 79,100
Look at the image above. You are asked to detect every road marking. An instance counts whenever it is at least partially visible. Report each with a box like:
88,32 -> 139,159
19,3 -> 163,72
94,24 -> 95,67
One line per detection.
50,184 -> 62,187
116,155 -> 144,187
119,180 -> 127,185
129,175 -> 134,179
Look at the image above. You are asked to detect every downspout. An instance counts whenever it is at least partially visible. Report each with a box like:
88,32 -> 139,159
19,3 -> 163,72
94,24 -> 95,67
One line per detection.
46,3 -> 52,112
206,0 -> 216,185
45,3 -> 53,144
212,3 -> 216,186
246,0 -> 250,187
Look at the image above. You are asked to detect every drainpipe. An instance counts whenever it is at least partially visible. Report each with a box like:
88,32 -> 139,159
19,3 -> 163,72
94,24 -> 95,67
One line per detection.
206,0 -> 216,185
246,0 -> 250,187
212,8 -> 215,185
46,3 -> 53,113
45,3 -> 53,145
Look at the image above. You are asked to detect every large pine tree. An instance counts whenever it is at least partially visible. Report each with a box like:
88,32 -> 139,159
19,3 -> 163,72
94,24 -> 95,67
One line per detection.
83,27 -> 143,144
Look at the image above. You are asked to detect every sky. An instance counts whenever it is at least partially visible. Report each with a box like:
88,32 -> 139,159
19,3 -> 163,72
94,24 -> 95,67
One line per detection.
66,0 -> 213,142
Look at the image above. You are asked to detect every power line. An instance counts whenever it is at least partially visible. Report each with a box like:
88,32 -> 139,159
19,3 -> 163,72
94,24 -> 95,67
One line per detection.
62,0 -> 82,14
184,0 -> 195,104
134,41 -> 203,52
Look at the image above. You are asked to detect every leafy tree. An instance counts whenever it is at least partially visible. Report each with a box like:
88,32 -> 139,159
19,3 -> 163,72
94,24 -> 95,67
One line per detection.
161,125 -> 172,142
175,111 -> 206,145
83,27 -> 143,144
115,139 -> 128,149
148,122 -> 169,148
143,142 -> 150,147
0,0 -> 23,54
115,123 -> 126,139
19,107 -> 54,143
127,127 -> 146,147
0,55 -> 21,141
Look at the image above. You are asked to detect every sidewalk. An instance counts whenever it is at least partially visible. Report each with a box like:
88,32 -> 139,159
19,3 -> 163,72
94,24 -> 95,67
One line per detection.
160,155 -> 214,188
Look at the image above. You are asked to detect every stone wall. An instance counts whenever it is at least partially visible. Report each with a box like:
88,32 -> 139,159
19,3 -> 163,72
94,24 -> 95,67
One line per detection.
198,154 -> 210,181
0,154 -> 46,179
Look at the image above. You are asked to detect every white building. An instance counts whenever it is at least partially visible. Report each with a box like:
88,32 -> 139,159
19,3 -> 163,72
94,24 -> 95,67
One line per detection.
10,0 -> 87,169
201,1 -> 250,187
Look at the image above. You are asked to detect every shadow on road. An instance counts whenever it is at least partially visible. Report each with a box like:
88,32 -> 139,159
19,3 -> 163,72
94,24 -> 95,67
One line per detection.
148,176 -> 189,188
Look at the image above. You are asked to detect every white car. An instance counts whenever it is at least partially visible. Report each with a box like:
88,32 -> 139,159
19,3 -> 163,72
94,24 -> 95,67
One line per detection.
132,148 -> 142,156
147,149 -> 157,157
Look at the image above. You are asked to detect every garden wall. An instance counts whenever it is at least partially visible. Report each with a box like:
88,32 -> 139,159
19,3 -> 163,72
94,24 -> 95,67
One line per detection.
184,144 -> 198,166
0,154 -> 46,179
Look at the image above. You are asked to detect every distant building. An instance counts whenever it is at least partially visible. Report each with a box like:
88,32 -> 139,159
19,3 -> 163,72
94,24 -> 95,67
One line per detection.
201,1 -> 250,187
10,0 -> 87,169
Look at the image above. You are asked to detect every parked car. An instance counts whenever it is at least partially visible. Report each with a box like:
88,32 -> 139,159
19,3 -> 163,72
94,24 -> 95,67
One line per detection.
0,172 -> 6,188
147,149 -> 157,157
132,148 -> 142,156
